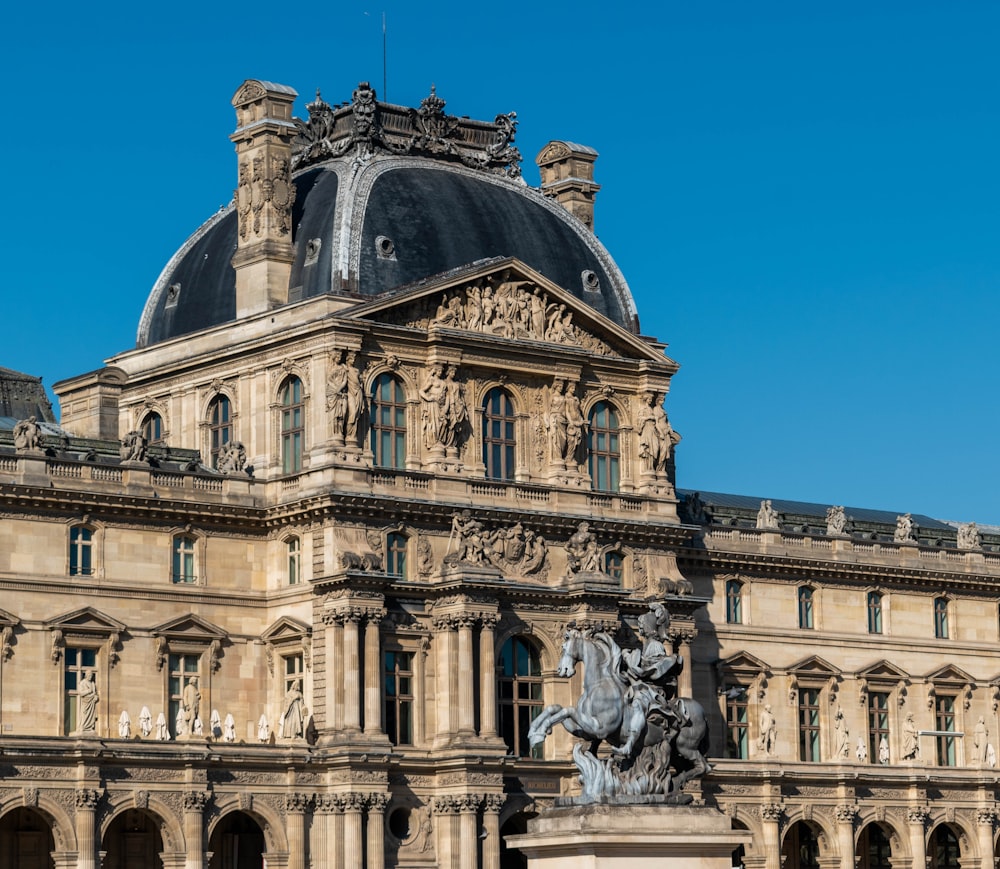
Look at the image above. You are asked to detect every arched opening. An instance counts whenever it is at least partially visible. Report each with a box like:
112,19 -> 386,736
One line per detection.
0,807 -> 56,869
208,812 -> 266,869
499,811 -> 536,869
102,809 -> 164,869
857,822 -> 893,869
780,820 -> 822,869
929,823 -> 961,869
731,819 -> 749,868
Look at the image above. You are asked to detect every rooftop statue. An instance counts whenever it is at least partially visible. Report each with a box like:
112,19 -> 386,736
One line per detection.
527,602 -> 710,803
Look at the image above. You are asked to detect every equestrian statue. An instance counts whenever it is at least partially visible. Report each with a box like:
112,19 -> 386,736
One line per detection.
527,601 -> 711,803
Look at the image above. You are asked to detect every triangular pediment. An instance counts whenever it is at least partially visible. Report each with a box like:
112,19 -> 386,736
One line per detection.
0,608 -> 20,628
719,651 -> 770,674
788,655 -> 840,677
151,613 -> 226,641
262,616 -> 311,644
925,664 -> 973,684
857,660 -> 910,682
45,607 -> 126,634
343,258 -> 676,366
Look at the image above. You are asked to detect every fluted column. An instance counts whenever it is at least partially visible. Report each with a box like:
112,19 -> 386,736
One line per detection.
458,796 -> 480,867
414,637 -> 429,745
457,615 -> 476,735
479,616 -> 498,738
329,797 -> 347,869
834,806 -> 856,869
759,804 -> 782,869
344,612 -> 362,731
363,611 -> 384,735
907,808 -> 928,869
481,794 -> 504,869
432,797 -> 460,869
182,791 -> 209,869
366,794 -> 388,868
978,810 -> 996,869
323,613 -> 345,731
285,793 -> 311,869
74,789 -> 100,869
433,617 -> 456,738
311,797 -> 332,869
669,623 -> 697,699
343,794 -> 365,867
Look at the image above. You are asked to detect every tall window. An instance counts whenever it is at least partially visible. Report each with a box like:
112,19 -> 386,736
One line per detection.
172,535 -> 196,584
384,650 -> 414,746
726,580 -> 743,624
604,551 -> 624,584
930,825 -> 961,869
69,526 -> 94,577
934,597 -> 949,639
798,687 -> 821,761
168,653 -> 200,738
867,592 -> 883,634
280,376 -> 304,474
935,694 -> 956,766
284,654 -> 304,697
208,395 -> 232,468
386,532 -> 408,578
64,647 -> 97,735
482,388 -> 516,480
141,411 -> 164,445
371,374 -> 406,469
867,691 -> 890,763
499,636 -> 543,758
286,537 -> 301,585
798,586 -> 814,629
588,401 -> 620,492
725,688 -> 749,758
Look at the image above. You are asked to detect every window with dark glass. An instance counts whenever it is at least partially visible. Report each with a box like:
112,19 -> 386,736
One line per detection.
64,647 -> 97,735
287,537 -> 300,585
798,586 -> 814,629
935,694 -> 956,766
867,691 -> 889,763
934,597 -> 949,639
604,551 -> 624,584
867,591 -> 883,634
499,636 -> 543,758
482,388 -> 516,480
208,395 -> 232,468
141,411 -> 164,445
798,687 -> 821,761
385,650 -> 414,746
69,526 -> 94,577
930,825 -> 961,869
587,401 -> 620,492
280,377 -> 304,473
172,535 -> 196,584
371,373 -> 406,469
284,654 -> 304,696
725,688 -> 749,758
726,579 -> 743,624
168,653 -> 200,738
386,532 -> 408,578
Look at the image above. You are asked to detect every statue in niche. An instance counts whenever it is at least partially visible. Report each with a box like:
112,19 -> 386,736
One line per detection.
637,392 -> 677,476
901,712 -> 919,759
957,521 -> 982,551
77,669 -> 99,733
418,363 -> 448,450
826,505 -> 848,536
280,679 -> 305,739
181,676 -> 201,737
12,416 -> 42,451
544,378 -> 568,465
834,706 -> 850,759
756,500 -> 780,531
326,349 -> 365,446
441,364 -> 469,451
565,521 -> 603,574
216,441 -> 247,474
119,430 -> 148,463
974,716 -> 989,763
139,706 -> 152,738
118,710 -> 131,739
758,704 -> 777,755
563,381 -> 585,464
894,513 -> 916,544
527,601 -> 711,802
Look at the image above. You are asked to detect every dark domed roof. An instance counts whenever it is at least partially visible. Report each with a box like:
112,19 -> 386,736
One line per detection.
137,87 -> 636,348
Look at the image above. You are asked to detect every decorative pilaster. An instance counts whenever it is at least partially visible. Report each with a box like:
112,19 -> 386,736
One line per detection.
327,796 -> 347,869
344,612 -> 362,731
457,615 -> 476,735
285,793 -> 312,869
432,796 -> 462,869
458,795 -> 481,867
759,803 -> 782,869
183,790 -> 210,869
978,809 -> 996,869
366,794 -> 389,868
479,615 -> 498,738
482,794 -> 504,869
74,789 -> 101,869
312,796 -> 335,869
323,612 -> 345,731
432,616 -> 456,738
343,794 -> 365,868
668,622 -> 697,699
363,610 -> 384,736
907,807 -> 928,869
833,805 -> 856,869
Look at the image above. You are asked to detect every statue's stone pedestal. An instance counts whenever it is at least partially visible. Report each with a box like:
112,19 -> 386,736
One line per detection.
507,802 -> 750,869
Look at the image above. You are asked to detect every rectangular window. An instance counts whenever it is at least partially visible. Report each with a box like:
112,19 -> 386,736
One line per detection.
284,654 -> 304,695
798,688 -> 821,762
386,533 -> 408,579
725,689 -> 749,758
726,580 -> 743,624
385,650 -> 415,746
867,691 -> 890,763
798,587 -> 814,629
69,527 -> 94,576
287,538 -> 300,585
168,653 -> 200,738
934,598 -> 949,639
935,694 -> 956,766
172,536 -> 196,583
64,647 -> 97,735
867,592 -> 883,634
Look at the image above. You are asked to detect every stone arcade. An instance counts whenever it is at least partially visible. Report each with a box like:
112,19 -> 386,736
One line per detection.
1,79 -> 1000,869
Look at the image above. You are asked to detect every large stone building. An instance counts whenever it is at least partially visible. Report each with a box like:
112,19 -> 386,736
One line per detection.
0,79 -> 997,869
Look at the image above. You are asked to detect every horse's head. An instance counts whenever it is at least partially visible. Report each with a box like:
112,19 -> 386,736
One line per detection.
558,628 -> 585,677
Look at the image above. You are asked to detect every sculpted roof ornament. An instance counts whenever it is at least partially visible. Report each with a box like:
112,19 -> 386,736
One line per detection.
292,82 -> 521,177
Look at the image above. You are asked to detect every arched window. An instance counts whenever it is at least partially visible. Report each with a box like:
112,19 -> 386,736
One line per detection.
69,526 -> 94,577
208,395 -> 232,468
172,534 -> 197,584
588,401 -> 620,492
286,537 -> 301,585
934,597 -> 949,639
726,579 -> 743,624
386,532 -> 408,579
280,376 -> 304,473
604,550 -> 624,584
371,373 -> 406,469
798,586 -> 814,629
930,824 -> 961,868
141,412 -> 164,445
498,636 -> 543,758
482,388 -> 516,480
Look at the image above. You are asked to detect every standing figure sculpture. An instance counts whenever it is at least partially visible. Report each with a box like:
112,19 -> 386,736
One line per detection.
758,704 -> 777,755
442,364 -> 468,451
565,521 -> 602,574
418,363 -> 448,450
545,378 -> 568,466
280,679 -> 305,739
902,713 -> 919,759
13,416 -> 43,451
756,500 -> 780,530
181,676 -> 201,737
77,669 -> 99,734
326,349 -> 365,446
563,381 -> 585,465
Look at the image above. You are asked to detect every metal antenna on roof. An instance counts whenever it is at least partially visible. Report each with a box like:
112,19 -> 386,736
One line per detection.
382,12 -> 387,101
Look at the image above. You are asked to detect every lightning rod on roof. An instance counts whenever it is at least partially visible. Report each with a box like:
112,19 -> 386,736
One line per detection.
382,12 -> 387,102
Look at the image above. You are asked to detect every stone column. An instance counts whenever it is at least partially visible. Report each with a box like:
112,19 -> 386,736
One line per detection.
759,804 -> 782,869
363,610 -> 384,736
432,797 -> 459,869
458,796 -> 480,867
481,794 -> 504,869
365,794 -> 388,869
457,615 -> 476,735
977,809 -> 996,869
433,617 -> 455,738
834,806 -> 856,869
414,637 -> 429,745
182,791 -> 209,869
324,613 -> 344,730
74,789 -> 101,869
343,794 -> 365,868
907,808 -> 928,869
344,611 -> 362,731
285,793 -> 311,869
669,623 -> 697,699
329,797 -> 346,869
479,616 -> 498,738
311,797 -> 332,869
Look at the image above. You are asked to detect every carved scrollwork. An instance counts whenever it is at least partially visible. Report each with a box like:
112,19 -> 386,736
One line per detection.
443,511 -> 548,577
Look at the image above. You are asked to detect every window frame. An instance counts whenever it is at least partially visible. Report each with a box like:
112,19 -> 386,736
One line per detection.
726,579 -> 743,625
286,536 -> 301,586
371,373 -> 407,469
482,387 -> 517,481
69,525 -> 95,577
935,693 -> 957,766
798,586 -> 815,630
385,531 -> 408,579
867,591 -> 884,635
724,687 -> 749,759
63,646 -> 99,735
172,534 -> 198,584
934,597 -> 950,639
867,690 -> 890,764
798,687 -> 821,762
279,376 -> 305,474
604,550 -> 625,585
208,394 -> 233,469
384,649 -> 415,746
498,636 -> 544,758
587,400 -> 621,492
141,411 -> 164,446
167,651 -> 202,739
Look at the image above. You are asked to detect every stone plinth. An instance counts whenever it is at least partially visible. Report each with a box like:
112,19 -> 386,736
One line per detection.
506,802 -> 750,869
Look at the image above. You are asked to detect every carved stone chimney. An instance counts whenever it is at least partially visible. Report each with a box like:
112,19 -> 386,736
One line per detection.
535,141 -> 601,231
230,80 -> 298,318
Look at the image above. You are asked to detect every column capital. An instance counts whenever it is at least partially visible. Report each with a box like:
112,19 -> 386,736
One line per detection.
834,805 -> 857,824
977,809 -> 997,827
183,790 -> 211,812
482,793 -> 505,814
478,612 -> 499,630
431,795 -> 464,815
344,793 -> 366,812
75,789 -> 102,810
907,807 -> 929,826
285,792 -> 313,813
759,803 -> 783,822
432,614 -> 459,631
366,793 -> 390,812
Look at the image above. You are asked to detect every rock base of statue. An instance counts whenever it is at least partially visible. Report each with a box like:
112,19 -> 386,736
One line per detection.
506,802 -> 750,869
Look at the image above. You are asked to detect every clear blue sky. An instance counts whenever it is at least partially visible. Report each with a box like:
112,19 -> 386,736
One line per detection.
3,3 -> 999,523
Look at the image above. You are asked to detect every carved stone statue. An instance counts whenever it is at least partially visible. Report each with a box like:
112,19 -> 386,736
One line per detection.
216,440 -> 247,474
418,363 -> 448,450
856,736 -> 867,762
155,712 -> 169,741
118,710 -> 131,738
758,704 -> 776,755
77,669 -> 99,734
223,713 -> 237,743
139,706 -> 152,738
258,714 -> 270,743
280,679 -> 305,739
326,349 -> 365,446
181,676 -> 201,737
834,706 -> 850,759
563,381 -> 585,464
545,378 -> 568,466
565,521 -> 603,574
894,513 -> 916,544
988,743 -> 997,768
444,510 -> 493,566
974,716 -> 989,763
957,522 -> 982,551
756,500 -> 780,531
637,392 -> 664,475
902,712 -> 919,759
527,602 -> 711,802
442,364 -> 468,451
119,430 -> 148,463
826,505 -> 848,536
12,416 -> 43,451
